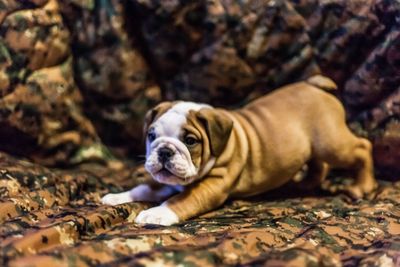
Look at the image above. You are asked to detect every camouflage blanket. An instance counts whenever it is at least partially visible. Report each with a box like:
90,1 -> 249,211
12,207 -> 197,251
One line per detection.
1,152 -> 399,266
1,0 -> 400,266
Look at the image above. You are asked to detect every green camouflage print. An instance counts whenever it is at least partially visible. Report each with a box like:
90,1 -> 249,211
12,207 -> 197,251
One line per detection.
131,0 -> 320,107
59,0 -> 161,158
0,152 -> 399,266
0,0 -> 103,166
0,1 -> 49,25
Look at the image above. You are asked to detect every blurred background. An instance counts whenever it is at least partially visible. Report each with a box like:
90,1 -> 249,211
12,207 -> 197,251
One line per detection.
0,0 -> 399,178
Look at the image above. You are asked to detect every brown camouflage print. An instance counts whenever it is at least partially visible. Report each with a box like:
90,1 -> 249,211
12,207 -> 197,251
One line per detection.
1,0 -> 400,266
0,0 -> 104,166
59,0 -> 161,157
0,152 -> 399,266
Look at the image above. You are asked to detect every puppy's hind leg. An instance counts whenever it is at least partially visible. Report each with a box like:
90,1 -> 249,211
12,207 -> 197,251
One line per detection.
347,138 -> 377,198
293,158 -> 329,191
323,137 -> 377,199
295,159 -> 329,190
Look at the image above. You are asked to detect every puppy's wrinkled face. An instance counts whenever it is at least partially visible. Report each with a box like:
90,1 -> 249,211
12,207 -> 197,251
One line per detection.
144,102 -> 214,186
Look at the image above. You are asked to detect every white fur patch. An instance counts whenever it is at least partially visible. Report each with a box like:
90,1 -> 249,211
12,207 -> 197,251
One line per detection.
145,102 -> 212,185
101,184 -> 181,205
135,203 -> 179,226
101,191 -> 133,206
129,184 -> 179,202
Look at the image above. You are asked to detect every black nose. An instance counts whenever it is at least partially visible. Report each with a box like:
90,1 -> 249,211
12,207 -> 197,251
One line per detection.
158,147 -> 174,163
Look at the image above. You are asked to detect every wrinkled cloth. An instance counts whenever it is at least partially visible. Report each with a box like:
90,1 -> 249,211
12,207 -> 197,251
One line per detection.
1,0 -> 400,266
59,0 -> 161,157
0,152 -> 399,266
0,0 -> 106,165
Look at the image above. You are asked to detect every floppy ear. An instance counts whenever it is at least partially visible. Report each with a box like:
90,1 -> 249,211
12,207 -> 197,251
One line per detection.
196,108 -> 233,157
143,102 -> 173,135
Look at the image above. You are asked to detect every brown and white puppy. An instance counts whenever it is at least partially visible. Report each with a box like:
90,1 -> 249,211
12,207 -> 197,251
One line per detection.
102,75 -> 377,225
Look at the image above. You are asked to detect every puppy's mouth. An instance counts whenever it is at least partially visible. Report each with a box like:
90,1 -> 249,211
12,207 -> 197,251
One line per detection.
156,166 -> 187,180
153,166 -> 192,185
157,167 -> 175,177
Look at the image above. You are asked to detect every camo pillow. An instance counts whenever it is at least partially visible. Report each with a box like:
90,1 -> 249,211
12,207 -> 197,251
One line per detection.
0,0 -> 109,165
59,0 -> 161,158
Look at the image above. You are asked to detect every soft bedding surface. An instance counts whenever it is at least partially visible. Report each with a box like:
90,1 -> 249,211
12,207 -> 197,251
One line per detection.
0,153 -> 399,266
1,0 -> 400,266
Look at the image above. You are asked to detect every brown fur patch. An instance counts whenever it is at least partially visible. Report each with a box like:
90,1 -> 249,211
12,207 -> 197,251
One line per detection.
195,108 -> 233,157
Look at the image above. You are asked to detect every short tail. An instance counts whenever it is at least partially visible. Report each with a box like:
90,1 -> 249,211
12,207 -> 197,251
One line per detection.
306,75 -> 337,91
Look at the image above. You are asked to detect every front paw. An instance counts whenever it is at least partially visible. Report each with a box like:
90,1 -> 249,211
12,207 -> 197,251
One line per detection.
135,205 -> 179,226
101,192 -> 132,206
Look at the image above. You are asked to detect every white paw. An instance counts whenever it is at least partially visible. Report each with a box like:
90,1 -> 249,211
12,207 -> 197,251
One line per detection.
101,192 -> 133,206
135,204 -> 179,226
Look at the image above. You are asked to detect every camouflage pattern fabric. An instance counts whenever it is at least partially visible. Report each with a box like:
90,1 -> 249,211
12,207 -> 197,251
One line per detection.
0,152 -> 399,266
0,0 -> 107,166
1,0 -> 400,266
59,0 -> 161,158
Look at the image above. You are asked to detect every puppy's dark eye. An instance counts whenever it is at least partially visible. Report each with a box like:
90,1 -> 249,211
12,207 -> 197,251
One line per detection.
148,131 -> 156,142
184,135 -> 198,146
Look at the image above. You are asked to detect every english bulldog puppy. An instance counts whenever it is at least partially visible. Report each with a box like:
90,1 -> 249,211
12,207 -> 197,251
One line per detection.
102,75 -> 377,226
